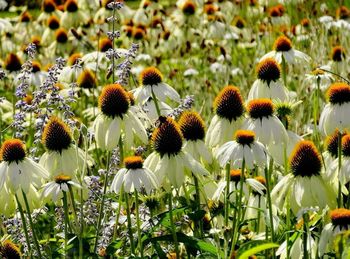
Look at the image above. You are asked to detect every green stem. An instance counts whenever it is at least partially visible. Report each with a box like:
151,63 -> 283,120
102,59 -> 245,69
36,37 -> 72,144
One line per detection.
113,187 -> 124,241
224,163 -> 231,227
62,192 -> 69,257
230,159 -> 245,255
151,87 -> 161,118
135,190 -> 143,258
21,190 -> 42,259
15,194 -> 32,257
265,159 -> 275,243
169,192 -> 180,259
193,174 -> 203,238
125,192 -> 136,255
286,198 -> 291,259
338,131 -> 343,208
302,213 -> 309,259
281,55 -> 288,88
68,185 -> 80,235
93,151 -> 111,253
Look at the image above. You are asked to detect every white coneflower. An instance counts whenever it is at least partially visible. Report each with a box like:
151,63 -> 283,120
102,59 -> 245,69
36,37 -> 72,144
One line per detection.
39,117 -> 92,177
245,176 -> 268,232
178,111 -> 212,163
215,130 -> 267,169
319,208 -> 350,257
213,170 -> 265,203
243,99 -> 288,146
60,0 -> 88,29
42,174 -> 81,202
330,46 -> 347,74
248,58 -> 289,101
93,84 -> 148,151
206,86 -> 245,148
304,67 -> 333,92
111,156 -> 158,194
268,101 -> 303,166
0,139 -> 49,193
260,35 -> 311,64
48,27 -> 73,56
59,53 -> 83,83
319,82 -> 350,136
271,140 -> 336,214
15,61 -> 47,87
144,117 -> 208,188
141,97 -> 172,121
132,67 -> 180,104
328,134 -> 350,185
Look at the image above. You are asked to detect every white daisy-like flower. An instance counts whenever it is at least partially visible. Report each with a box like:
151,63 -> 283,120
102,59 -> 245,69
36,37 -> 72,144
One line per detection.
141,97 -> 172,122
248,58 -> 289,101
15,61 -> 47,87
328,134 -> 350,185
0,139 -> 49,193
144,117 -> 208,188
111,156 -> 158,194
93,84 -> 148,151
260,35 -> 311,64
60,0 -> 89,29
304,66 -> 333,92
319,208 -> 350,257
178,111 -> 212,163
132,67 -> 180,105
271,140 -> 336,214
206,86 -> 245,148
39,117 -> 93,178
183,68 -> 199,77
319,82 -> 350,136
277,231 -> 317,259
42,174 -> 81,202
215,130 -> 267,169
269,130 -> 303,166
245,176 -> 268,232
243,99 -> 288,146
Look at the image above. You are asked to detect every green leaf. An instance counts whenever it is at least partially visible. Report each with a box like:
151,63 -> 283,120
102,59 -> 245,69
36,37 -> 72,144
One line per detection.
145,232 -> 223,257
237,241 -> 279,259
106,240 -> 123,255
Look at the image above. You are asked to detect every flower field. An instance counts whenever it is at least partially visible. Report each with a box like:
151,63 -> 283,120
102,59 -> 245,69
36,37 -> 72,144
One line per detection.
0,0 -> 350,258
